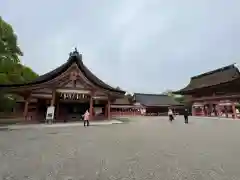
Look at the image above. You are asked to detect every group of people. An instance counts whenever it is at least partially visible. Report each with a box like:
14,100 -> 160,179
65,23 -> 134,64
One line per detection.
84,108 -> 189,126
46,107 -> 189,126
168,108 -> 189,124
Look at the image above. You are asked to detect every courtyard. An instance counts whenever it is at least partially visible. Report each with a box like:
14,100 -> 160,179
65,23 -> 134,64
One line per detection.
0,116 -> 240,180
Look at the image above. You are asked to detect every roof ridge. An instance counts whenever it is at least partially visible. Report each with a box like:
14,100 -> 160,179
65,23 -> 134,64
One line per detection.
191,64 -> 235,80
134,93 -> 167,96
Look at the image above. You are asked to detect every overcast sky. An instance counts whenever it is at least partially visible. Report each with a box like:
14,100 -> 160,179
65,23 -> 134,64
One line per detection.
1,0 -> 240,93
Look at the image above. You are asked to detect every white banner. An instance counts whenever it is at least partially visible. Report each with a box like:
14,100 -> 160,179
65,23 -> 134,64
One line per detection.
46,106 -> 55,120
193,103 -> 204,107
94,107 -> 102,115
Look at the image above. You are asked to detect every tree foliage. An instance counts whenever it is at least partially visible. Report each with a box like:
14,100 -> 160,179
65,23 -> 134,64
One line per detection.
0,17 -> 38,112
0,16 -> 38,84
125,93 -> 134,103
162,89 -> 174,96
174,95 -> 185,103
0,16 -> 23,63
163,89 -> 186,104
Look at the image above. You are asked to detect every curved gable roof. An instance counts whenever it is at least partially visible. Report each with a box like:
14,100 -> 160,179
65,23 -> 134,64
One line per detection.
174,64 -> 240,94
0,51 -> 125,94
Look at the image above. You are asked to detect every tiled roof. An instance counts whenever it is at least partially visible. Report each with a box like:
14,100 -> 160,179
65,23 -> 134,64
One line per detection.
133,93 -> 180,107
112,96 -> 132,105
174,64 -> 240,94
0,50 -> 125,94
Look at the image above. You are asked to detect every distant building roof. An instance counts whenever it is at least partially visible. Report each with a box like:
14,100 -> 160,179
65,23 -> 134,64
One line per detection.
174,64 -> 240,94
133,93 -> 180,107
112,96 -> 132,105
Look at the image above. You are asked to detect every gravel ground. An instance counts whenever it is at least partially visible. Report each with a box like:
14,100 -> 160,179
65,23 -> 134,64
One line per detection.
0,116 -> 240,180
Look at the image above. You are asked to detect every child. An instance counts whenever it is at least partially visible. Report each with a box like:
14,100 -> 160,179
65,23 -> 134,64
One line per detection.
83,109 -> 90,127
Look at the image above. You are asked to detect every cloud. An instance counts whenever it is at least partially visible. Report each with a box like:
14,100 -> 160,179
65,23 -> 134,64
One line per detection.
1,0 -> 240,93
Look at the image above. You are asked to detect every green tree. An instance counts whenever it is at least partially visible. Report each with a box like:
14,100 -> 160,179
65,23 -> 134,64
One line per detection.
163,89 -> 186,104
0,16 -> 23,63
0,17 -> 38,84
0,17 -> 38,112
21,65 -> 38,81
125,93 -> 134,103
174,95 -> 185,103
162,89 -> 173,96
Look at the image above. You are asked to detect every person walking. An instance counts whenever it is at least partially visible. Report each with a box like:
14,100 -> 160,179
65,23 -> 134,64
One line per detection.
184,108 -> 189,124
168,108 -> 174,121
83,109 -> 90,127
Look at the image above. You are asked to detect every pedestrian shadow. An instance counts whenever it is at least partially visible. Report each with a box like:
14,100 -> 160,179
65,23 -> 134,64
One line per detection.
113,118 -> 131,123
0,127 -> 9,131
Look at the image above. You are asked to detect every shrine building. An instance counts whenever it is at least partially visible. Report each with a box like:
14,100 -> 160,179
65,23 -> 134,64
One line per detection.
0,50 -> 127,122
174,64 -> 240,119
132,93 -> 182,116
0,49 -> 186,123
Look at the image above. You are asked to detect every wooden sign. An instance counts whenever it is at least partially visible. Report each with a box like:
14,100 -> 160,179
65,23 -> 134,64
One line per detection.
46,106 -> 55,120
60,93 -> 90,100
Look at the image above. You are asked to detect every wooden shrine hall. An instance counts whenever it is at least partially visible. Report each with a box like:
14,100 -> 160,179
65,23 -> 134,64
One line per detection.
174,64 -> 240,119
0,50 -> 126,122
133,93 -> 183,116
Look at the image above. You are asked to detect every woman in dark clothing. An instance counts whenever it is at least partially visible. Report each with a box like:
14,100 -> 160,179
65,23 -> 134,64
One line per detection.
184,109 -> 189,124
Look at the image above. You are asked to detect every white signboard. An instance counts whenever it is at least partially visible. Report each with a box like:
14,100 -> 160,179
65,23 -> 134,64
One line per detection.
94,107 -> 102,115
140,108 -> 146,115
134,102 -> 141,106
46,106 -> 55,120
218,102 -> 232,106
193,103 -> 204,107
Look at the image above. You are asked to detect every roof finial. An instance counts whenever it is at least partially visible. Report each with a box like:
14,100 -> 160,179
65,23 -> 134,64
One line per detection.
69,47 -> 79,57
74,47 -> 78,53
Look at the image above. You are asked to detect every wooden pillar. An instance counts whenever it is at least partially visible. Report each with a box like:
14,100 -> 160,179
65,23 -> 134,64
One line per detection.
191,105 -> 195,116
55,101 -> 59,120
50,90 -> 56,106
216,103 -> 221,117
23,95 -> 30,120
49,90 -> 56,122
107,98 -> 111,120
217,101 -> 224,117
209,103 -> 213,116
232,103 -> 237,119
105,104 -> 108,117
89,96 -> 93,120
202,105 -> 206,116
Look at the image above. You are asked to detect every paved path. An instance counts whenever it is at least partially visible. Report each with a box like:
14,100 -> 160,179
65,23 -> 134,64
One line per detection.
191,116 -> 238,121
0,116 -> 240,179
0,120 -> 122,130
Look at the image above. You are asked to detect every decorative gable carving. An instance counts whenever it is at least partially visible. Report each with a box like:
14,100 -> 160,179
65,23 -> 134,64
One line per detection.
64,81 -> 74,88
75,80 -> 86,88
70,71 -> 79,81
68,65 -> 96,88
56,75 -> 91,89
50,64 -> 101,90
